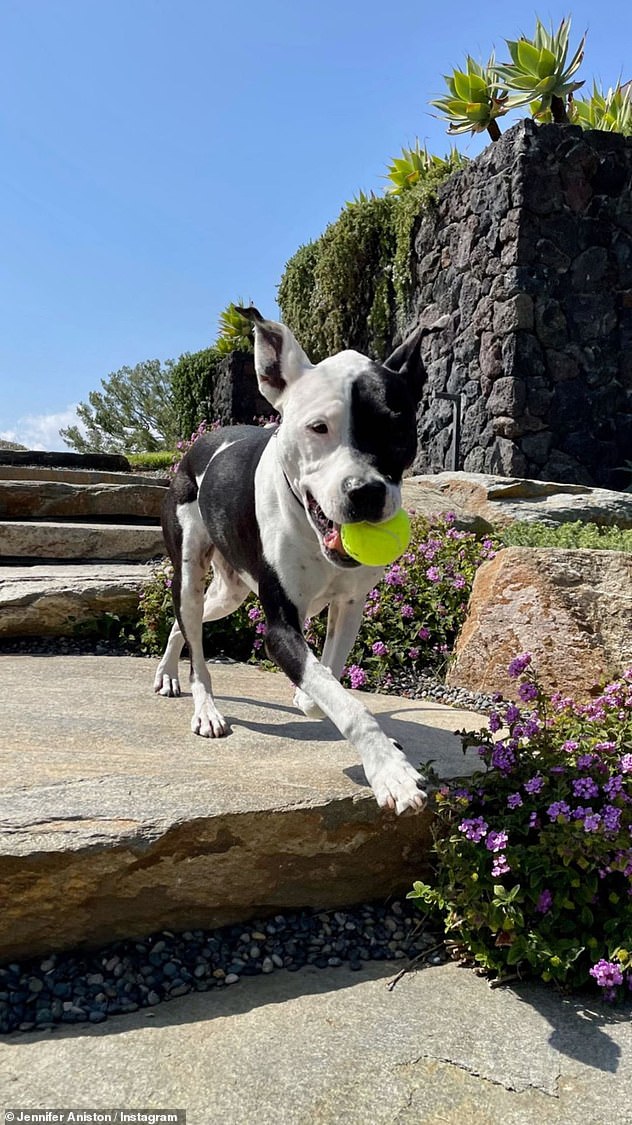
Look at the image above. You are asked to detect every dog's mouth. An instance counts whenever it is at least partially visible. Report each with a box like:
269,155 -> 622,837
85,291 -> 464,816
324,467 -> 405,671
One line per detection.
305,492 -> 360,569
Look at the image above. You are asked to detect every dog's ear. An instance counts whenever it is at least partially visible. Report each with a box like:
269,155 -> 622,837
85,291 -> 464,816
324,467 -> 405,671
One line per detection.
236,306 -> 313,408
383,325 -> 426,407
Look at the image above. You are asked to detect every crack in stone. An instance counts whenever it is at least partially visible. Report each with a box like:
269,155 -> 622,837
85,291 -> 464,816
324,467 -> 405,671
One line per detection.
396,1054 -> 561,1099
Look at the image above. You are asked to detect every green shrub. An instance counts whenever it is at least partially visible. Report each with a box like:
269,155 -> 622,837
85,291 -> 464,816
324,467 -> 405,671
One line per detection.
410,656 -> 632,1001
127,451 -> 174,471
170,347 -> 223,443
500,520 -> 632,552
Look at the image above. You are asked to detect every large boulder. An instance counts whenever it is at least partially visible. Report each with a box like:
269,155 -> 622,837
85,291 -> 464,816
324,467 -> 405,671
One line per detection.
402,472 -> 632,532
0,563 -> 154,636
447,547 -> 632,700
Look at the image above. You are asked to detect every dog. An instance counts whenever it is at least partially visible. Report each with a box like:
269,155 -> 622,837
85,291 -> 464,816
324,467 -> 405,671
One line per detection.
154,307 -> 428,814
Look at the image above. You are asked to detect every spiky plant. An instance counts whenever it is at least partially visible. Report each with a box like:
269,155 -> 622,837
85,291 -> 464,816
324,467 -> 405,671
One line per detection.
572,81 -> 632,135
345,189 -> 379,210
216,302 -> 254,355
431,55 -> 510,141
494,17 -> 586,124
385,141 -> 467,194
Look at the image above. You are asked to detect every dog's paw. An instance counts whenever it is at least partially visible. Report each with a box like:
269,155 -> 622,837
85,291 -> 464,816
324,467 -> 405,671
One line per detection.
293,687 -> 325,720
154,669 -> 181,697
370,742 -> 427,815
191,700 -> 230,738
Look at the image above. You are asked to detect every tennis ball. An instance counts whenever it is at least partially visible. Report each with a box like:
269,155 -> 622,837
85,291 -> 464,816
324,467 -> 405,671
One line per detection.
341,509 -> 411,566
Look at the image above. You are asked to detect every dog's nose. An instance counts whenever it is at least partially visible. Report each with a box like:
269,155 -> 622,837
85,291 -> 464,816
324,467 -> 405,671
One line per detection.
342,477 -> 387,522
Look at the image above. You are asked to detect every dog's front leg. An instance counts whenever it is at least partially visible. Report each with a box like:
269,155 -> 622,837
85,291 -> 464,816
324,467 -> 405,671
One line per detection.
261,578 -> 426,814
293,597 -> 365,720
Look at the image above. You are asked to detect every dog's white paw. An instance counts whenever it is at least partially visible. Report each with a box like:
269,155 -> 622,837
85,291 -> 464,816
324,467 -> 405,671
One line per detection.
191,699 -> 230,738
369,743 -> 427,815
154,669 -> 181,697
293,687 -> 325,720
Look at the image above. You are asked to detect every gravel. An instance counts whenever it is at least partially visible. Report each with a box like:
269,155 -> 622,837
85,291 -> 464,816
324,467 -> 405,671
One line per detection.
0,900 -> 442,1034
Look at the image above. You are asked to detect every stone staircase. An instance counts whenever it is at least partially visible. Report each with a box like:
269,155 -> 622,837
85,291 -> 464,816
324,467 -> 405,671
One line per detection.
0,458 -> 169,637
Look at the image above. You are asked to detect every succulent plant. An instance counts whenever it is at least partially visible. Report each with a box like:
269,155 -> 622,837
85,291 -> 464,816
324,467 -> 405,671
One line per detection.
572,81 -> 632,135
430,55 -> 510,141
494,17 -> 586,123
216,302 -> 254,355
385,141 -> 467,194
345,189 -> 379,210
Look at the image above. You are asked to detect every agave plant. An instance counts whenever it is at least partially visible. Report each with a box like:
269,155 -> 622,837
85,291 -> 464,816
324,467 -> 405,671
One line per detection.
385,141 -> 467,194
494,17 -> 586,124
216,302 -> 254,355
431,55 -> 510,141
572,81 -> 632,135
345,189 -> 379,210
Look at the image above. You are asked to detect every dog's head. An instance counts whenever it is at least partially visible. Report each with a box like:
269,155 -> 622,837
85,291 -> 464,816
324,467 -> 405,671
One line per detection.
237,307 -> 426,568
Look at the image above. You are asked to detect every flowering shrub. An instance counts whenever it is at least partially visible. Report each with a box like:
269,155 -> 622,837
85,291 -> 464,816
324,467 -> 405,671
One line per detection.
306,512 -> 495,689
409,656 -> 632,1001
171,419 -> 220,473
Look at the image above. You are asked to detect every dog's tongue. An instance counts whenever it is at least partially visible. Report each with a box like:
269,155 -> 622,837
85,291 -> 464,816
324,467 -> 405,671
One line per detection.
324,526 -> 346,556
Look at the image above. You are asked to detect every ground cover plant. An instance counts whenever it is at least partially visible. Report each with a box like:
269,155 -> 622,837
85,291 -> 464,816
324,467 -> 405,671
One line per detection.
500,520 -> 632,552
410,655 -> 632,1002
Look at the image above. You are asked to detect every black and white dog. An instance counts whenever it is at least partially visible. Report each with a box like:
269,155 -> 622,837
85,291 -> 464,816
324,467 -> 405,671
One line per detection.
155,308 -> 427,814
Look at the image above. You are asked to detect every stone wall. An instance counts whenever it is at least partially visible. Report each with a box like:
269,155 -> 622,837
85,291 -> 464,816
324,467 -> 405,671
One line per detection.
210,352 -> 275,427
408,120 -> 632,488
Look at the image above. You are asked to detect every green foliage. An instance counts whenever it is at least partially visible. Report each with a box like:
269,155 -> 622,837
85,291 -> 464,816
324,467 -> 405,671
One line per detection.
127,450 -> 174,471
216,302 -> 254,356
386,141 -> 467,195
170,346 -> 222,443
278,169 -> 455,359
500,520 -> 632,552
572,81 -> 632,135
431,55 -> 510,139
409,657 -> 632,999
60,359 -> 178,454
495,17 -> 586,122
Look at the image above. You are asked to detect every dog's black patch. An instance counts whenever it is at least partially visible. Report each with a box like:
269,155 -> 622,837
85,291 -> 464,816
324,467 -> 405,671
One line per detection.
195,426 -> 276,582
349,367 -> 419,482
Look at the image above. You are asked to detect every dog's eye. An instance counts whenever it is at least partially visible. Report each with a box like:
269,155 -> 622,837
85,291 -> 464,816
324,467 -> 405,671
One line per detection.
309,422 -> 328,435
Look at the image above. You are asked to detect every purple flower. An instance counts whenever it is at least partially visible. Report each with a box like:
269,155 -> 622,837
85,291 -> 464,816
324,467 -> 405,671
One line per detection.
573,777 -> 599,799
384,565 -> 405,587
547,801 -> 571,822
248,606 -> 263,621
505,704 -> 521,724
458,816 -> 488,842
562,740 -> 579,753
401,604 -> 415,619
491,742 -> 516,774
583,813 -> 602,833
603,774 -> 623,799
486,829 -> 509,852
492,853 -> 511,877
603,805 -> 622,834
407,647 -> 420,660
524,775 -> 544,795
590,960 -> 623,989
453,575 -> 466,589
348,665 -> 366,690
488,712 -> 502,733
577,753 -> 595,770
536,889 -> 553,914
371,641 -> 387,656
255,622 -> 267,635
508,653 -> 532,679
507,793 -> 523,809
621,753 -> 632,773
523,718 -> 541,738
417,626 -> 430,640
594,741 -> 617,752
529,811 -> 540,829
426,566 -> 441,583
518,681 -> 538,703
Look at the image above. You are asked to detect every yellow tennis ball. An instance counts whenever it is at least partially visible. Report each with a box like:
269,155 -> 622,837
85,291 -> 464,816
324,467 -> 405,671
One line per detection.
341,509 -> 411,566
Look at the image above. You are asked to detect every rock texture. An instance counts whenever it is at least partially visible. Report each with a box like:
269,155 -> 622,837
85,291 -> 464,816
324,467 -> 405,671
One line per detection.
447,547 -> 632,700
406,120 -> 632,489
0,563 -> 155,636
0,480 -> 166,520
0,657 -> 485,961
0,520 -> 164,561
0,450 -> 131,471
402,471 -> 632,531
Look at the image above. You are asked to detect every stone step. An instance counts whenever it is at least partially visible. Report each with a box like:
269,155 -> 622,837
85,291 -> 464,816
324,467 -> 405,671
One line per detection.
0,520 -> 164,562
0,562 -> 156,636
0,449 -> 131,472
0,466 -> 169,486
0,479 -> 166,521
0,656 -> 486,961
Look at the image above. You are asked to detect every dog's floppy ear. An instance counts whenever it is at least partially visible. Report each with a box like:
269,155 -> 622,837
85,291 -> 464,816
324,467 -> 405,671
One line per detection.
383,325 -> 426,407
236,306 -> 313,409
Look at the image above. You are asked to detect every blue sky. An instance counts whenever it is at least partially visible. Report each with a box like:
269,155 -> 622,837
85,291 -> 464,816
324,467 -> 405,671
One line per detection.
1,0 -> 630,449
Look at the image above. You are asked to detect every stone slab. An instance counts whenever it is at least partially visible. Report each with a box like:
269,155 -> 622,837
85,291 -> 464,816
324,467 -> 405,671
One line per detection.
0,563 -> 155,636
0,466 -> 169,486
402,471 -> 632,531
0,520 -> 164,561
1,960 -> 630,1124
0,656 -> 485,960
0,480 -> 165,520
0,450 -> 131,471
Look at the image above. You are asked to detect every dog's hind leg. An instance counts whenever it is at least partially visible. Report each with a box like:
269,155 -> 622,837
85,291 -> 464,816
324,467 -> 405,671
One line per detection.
154,558 -> 249,697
